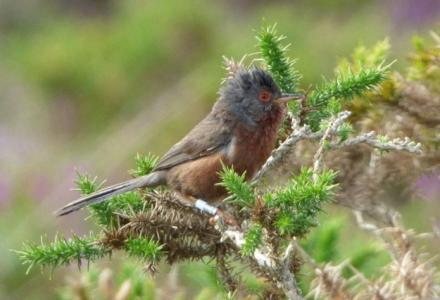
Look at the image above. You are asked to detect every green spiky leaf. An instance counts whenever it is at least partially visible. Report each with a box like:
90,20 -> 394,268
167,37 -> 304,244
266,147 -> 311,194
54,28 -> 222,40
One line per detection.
130,153 -> 159,177
218,165 -> 255,208
241,223 -> 263,256
257,24 -> 302,111
124,237 -> 163,262
266,168 -> 338,237
15,234 -> 110,274
74,171 -> 105,195
306,65 -> 391,130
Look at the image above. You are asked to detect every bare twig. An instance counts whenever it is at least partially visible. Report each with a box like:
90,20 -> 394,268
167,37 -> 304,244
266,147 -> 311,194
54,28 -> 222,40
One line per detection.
253,125 -> 316,182
330,131 -> 422,154
312,111 -> 351,178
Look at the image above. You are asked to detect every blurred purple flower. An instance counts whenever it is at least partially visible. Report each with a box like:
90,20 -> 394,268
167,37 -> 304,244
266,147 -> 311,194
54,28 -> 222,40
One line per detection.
390,0 -> 440,29
415,172 -> 440,202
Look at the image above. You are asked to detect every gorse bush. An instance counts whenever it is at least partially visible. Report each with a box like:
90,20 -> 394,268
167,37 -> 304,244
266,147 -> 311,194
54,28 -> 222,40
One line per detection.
16,25 -> 440,299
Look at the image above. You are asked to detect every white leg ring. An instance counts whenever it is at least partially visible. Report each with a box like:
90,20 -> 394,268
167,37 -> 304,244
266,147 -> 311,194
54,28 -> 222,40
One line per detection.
195,199 -> 217,215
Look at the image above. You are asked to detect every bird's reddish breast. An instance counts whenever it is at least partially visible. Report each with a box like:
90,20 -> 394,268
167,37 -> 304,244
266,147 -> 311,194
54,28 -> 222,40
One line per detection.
227,106 -> 284,179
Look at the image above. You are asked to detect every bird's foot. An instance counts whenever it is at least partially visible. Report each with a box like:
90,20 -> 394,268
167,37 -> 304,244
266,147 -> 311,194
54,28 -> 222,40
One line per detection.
195,199 -> 239,227
213,209 -> 239,228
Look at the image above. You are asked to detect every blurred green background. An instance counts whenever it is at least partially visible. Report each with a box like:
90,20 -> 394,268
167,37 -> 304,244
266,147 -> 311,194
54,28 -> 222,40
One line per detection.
0,0 -> 439,299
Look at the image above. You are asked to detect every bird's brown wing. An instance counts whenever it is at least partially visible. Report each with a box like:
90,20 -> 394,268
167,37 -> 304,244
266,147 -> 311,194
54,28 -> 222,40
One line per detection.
154,113 -> 234,171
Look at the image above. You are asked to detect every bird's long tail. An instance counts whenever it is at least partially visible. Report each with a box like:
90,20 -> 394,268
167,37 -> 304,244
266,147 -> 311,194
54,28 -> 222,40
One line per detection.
55,171 -> 165,216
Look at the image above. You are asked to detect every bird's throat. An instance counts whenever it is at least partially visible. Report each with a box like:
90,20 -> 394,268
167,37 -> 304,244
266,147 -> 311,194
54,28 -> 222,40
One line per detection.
226,106 -> 285,179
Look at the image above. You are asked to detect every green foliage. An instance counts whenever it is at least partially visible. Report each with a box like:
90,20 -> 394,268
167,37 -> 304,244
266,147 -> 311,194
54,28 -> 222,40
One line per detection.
407,33 -> 440,88
73,172 -> 145,226
337,39 -> 390,73
15,234 -> 110,274
344,245 -> 386,278
16,235 -> 163,275
257,25 -> 390,131
336,39 -> 396,111
299,213 -> 391,290
257,24 -> 301,94
90,192 -> 145,226
306,65 -> 390,130
257,24 -> 302,113
74,171 -> 104,195
241,223 -> 263,256
337,122 -> 353,142
302,218 -> 344,263
326,97 -> 343,115
129,153 -> 159,177
82,153 -> 159,224
124,237 -> 163,262
265,168 -> 337,236
218,165 -> 255,208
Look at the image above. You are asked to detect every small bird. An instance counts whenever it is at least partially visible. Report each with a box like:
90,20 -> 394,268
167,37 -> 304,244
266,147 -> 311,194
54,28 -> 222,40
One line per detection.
56,67 -> 302,222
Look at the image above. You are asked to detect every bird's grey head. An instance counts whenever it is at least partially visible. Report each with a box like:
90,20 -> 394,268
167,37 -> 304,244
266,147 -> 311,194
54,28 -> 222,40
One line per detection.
218,67 -> 286,127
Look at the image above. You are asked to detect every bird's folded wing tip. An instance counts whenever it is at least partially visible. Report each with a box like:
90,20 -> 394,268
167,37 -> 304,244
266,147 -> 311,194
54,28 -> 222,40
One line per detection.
53,203 -> 75,216
53,207 -> 66,216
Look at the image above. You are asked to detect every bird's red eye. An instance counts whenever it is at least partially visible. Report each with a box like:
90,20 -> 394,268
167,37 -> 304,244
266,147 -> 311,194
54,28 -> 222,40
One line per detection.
259,90 -> 272,102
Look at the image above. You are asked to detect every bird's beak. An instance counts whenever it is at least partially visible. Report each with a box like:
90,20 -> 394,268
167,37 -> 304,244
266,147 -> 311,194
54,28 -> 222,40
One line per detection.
273,93 -> 305,105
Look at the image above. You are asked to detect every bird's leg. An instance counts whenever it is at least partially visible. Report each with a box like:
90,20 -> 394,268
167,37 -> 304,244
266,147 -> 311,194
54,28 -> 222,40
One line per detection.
195,199 -> 218,215
194,199 -> 236,226
196,199 -> 239,227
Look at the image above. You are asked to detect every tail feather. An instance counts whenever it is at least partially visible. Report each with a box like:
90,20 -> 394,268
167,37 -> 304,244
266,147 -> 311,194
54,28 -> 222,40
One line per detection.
56,172 -> 165,216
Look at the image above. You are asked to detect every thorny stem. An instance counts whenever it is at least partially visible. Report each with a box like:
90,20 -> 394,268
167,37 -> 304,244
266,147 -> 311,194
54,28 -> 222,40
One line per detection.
279,240 -> 303,300
215,224 -> 304,300
239,106 -> 422,299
